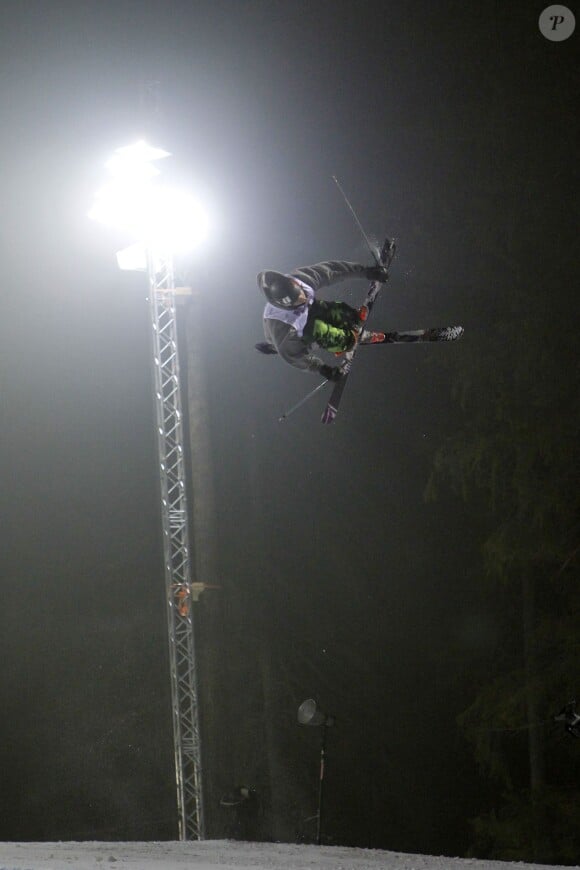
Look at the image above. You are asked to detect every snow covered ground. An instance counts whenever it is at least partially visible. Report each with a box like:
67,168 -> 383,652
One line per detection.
0,841 -> 577,870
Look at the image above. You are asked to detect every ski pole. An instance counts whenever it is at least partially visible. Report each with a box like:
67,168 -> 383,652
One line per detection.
278,379 -> 329,422
332,175 -> 380,265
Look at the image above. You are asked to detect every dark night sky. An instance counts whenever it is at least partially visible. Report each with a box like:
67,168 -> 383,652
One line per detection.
0,0 -> 577,853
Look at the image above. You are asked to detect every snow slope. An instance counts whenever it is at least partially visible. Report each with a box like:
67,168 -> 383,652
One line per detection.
0,841 -> 577,870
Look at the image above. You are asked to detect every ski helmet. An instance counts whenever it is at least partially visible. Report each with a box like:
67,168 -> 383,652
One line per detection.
257,271 -> 305,309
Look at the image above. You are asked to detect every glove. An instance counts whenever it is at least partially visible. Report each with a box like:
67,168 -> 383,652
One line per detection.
255,341 -> 278,355
364,265 -> 389,283
319,364 -> 344,382
343,306 -> 364,329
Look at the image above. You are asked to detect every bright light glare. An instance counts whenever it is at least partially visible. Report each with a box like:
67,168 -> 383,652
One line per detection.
89,141 -> 210,254
104,140 -> 169,183
114,140 -> 171,164
89,180 -> 151,234
89,183 -> 209,253
152,188 -> 210,253
116,242 -> 147,272
105,154 -> 160,183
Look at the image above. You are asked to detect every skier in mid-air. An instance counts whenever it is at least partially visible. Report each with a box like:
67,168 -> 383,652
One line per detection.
255,247 -> 463,383
255,258 -> 390,381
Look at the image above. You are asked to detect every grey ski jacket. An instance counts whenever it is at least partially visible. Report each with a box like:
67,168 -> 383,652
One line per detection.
261,260 -> 367,373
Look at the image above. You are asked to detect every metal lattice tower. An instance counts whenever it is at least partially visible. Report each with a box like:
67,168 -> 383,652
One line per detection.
147,247 -> 205,840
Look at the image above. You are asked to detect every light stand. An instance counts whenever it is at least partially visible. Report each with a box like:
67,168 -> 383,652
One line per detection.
298,699 -> 335,845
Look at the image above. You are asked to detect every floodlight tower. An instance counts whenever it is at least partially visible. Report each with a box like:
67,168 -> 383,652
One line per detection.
90,141 -> 209,840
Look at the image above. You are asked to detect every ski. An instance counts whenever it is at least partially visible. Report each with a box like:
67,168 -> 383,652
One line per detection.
321,236 -> 396,424
359,325 -> 464,344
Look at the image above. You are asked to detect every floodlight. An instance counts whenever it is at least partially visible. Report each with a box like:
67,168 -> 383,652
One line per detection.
297,699 -> 335,727
89,141 -> 210,255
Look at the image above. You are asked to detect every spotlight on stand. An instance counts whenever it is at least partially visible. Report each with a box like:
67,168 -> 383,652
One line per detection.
297,699 -> 335,845
297,699 -> 335,728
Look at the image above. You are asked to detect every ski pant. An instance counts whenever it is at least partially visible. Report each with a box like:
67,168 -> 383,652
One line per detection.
303,300 -> 359,354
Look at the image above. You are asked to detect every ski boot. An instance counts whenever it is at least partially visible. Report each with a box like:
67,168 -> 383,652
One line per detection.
360,330 -> 386,344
